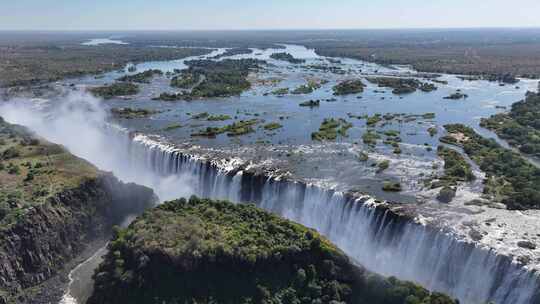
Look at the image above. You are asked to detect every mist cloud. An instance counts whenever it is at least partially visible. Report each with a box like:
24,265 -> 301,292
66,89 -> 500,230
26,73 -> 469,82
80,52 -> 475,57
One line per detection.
0,90 -> 194,202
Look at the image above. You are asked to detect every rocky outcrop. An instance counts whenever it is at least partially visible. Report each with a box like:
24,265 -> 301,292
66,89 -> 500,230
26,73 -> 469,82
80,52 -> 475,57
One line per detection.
0,174 -> 156,303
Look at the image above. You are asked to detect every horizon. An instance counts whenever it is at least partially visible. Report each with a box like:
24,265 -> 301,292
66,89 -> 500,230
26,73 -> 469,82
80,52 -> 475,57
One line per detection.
2,0 -> 540,31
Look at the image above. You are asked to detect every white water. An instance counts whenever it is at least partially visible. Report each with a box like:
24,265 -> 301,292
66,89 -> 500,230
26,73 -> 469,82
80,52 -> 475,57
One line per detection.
127,134 -> 540,304
59,246 -> 108,304
1,94 -> 539,304
81,38 -> 128,46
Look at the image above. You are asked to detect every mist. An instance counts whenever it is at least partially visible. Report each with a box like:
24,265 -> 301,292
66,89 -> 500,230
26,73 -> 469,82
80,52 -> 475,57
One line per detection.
0,90 -> 194,202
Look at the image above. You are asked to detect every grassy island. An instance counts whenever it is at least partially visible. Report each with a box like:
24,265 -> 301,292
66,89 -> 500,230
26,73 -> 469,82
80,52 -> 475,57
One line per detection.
117,69 -> 163,83
366,77 -> 436,95
443,92 -> 468,100
157,59 -> 264,100
170,71 -> 200,89
332,79 -> 365,95
311,118 -> 352,141
211,47 -> 254,59
480,91 -> 540,157
191,119 -> 259,137
88,196 -> 457,304
432,146 -> 475,202
110,107 -> 159,119
89,82 -> 139,99
270,52 -> 306,64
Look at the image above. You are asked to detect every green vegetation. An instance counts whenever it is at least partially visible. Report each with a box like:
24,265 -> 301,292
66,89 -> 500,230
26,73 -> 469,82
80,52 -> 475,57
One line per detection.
311,118 -> 352,141
437,186 -> 457,204
382,181 -> 402,192
153,92 -> 184,101
444,92 -> 468,100
192,112 -> 210,119
89,197 -> 457,304
270,52 -> 306,64
332,79 -> 365,95
420,83 -> 438,92
188,59 -> 261,97
211,47 -> 254,59
110,107 -> 159,119
170,71 -> 200,89
428,127 -> 438,137
422,112 -> 436,120
443,123 -> 540,209
299,100 -> 320,108
0,117 -> 98,226
271,87 -> 289,95
89,82 -> 139,99
163,124 -> 183,131
366,77 -> 435,95
0,44 -> 210,87
308,31 -> 540,78
117,69 -> 163,83
436,146 -> 475,187
157,59 -> 264,100
480,91 -> 540,157
207,114 -> 232,121
263,122 -> 283,131
384,130 -> 400,137
191,119 -> 259,138
366,114 -> 383,127
358,151 -> 369,161
362,130 -> 381,147
291,80 -> 322,95
377,160 -> 390,173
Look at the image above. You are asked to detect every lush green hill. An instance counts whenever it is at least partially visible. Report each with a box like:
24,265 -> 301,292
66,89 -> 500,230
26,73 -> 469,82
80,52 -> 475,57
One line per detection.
89,196 -> 457,304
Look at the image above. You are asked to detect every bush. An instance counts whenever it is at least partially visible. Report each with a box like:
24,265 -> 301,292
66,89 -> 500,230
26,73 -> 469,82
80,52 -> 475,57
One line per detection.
437,186 -> 456,203
7,164 -> 20,175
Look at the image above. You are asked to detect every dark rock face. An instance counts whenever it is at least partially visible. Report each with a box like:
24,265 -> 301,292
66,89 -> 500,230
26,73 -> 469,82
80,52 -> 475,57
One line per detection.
437,186 -> 456,203
517,241 -> 537,250
0,174 -> 156,303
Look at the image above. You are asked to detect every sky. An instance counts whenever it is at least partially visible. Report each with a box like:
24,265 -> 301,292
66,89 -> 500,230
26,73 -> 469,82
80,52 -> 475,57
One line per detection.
1,0 -> 540,31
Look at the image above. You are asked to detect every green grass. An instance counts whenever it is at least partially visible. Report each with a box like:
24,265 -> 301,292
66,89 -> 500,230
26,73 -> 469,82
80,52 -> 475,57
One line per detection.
332,79 -> 365,95
311,118 -> 352,141
0,117 -> 98,227
89,82 -> 139,99
117,69 -> 163,83
191,119 -> 259,137
263,122 -> 283,131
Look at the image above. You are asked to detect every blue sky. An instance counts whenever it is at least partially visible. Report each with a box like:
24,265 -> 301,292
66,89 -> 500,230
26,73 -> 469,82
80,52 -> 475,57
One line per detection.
1,0 -> 540,30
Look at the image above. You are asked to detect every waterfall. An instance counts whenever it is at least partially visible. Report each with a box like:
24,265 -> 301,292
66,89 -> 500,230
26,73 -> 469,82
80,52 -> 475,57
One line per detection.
126,132 -> 540,304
